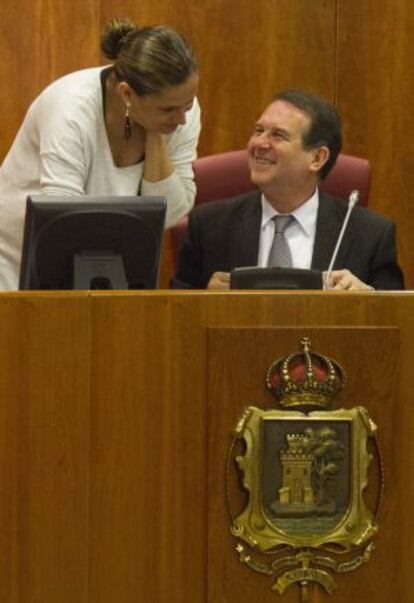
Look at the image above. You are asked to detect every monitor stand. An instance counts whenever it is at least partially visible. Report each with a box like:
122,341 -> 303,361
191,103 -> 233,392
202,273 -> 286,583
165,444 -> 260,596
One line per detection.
74,250 -> 128,289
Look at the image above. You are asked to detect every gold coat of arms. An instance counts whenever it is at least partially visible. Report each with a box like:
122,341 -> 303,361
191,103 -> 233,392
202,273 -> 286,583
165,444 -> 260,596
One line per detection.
228,337 -> 381,602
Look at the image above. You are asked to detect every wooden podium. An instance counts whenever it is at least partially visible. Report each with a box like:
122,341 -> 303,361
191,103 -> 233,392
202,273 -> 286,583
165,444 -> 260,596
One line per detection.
0,290 -> 412,603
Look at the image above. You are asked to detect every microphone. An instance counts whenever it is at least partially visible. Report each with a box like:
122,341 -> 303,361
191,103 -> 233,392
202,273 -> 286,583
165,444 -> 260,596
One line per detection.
324,189 -> 359,289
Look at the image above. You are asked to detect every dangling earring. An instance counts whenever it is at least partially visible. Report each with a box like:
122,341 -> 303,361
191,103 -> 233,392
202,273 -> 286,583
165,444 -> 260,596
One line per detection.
124,102 -> 132,141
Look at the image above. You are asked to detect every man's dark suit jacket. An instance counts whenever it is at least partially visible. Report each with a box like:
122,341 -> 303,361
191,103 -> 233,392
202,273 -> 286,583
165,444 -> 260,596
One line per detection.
173,190 -> 405,290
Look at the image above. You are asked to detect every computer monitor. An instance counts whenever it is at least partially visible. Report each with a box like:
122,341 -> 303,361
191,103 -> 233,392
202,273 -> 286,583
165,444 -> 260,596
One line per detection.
19,195 -> 166,290
230,267 -> 323,290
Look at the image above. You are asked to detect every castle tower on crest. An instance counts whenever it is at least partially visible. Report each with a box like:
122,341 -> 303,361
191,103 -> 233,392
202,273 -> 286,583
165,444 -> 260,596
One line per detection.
278,434 -> 314,505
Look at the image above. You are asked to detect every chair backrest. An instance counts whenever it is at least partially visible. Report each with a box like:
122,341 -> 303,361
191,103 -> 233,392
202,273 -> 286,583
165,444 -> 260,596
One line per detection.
192,149 -> 255,205
170,150 -> 372,266
320,153 -> 371,205
193,149 -> 371,206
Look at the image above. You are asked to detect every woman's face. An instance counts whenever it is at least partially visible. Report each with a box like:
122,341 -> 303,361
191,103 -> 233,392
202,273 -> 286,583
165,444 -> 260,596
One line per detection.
127,72 -> 199,134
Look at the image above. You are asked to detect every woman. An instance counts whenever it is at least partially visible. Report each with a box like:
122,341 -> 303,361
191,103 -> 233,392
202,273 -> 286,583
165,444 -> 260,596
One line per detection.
0,19 -> 200,289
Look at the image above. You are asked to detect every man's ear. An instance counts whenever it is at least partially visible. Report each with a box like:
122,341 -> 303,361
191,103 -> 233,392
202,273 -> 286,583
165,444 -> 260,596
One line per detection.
310,146 -> 330,174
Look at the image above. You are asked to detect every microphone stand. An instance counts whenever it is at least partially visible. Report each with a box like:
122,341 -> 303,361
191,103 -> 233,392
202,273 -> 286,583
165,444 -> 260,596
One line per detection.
324,190 -> 360,289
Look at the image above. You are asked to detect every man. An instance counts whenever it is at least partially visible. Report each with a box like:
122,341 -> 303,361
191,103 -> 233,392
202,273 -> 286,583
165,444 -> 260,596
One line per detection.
173,90 -> 404,290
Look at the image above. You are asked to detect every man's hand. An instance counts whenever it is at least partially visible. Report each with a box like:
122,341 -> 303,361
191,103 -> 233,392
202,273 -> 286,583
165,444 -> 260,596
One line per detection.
207,271 -> 231,290
324,269 -> 374,291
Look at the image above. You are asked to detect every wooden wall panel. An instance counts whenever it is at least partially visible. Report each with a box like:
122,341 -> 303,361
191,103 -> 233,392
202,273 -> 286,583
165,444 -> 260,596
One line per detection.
0,293 -> 91,603
87,290 -> 414,603
0,1 -> 100,159
88,294 -> 208,602
336,1 -> 414,287
0,290 -> 413,602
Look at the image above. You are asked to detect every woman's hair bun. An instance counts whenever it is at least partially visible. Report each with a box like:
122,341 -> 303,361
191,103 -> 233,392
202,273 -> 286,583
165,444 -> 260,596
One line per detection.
101,18 -> 139,60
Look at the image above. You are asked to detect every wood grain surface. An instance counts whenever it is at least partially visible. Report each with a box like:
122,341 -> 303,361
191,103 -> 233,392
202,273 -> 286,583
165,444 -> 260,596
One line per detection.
0,290 -> 413,601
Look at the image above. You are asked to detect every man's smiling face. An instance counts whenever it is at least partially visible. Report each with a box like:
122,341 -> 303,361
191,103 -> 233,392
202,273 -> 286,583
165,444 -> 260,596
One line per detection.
247,99 -> 320,196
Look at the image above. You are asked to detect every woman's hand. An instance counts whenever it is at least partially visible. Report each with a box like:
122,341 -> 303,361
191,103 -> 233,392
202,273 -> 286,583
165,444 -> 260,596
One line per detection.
143,132 -> 174,182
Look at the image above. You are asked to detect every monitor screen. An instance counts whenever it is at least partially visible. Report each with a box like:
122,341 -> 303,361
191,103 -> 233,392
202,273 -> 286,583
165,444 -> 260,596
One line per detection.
19,195 -> 166,290
230,267 -> 323,290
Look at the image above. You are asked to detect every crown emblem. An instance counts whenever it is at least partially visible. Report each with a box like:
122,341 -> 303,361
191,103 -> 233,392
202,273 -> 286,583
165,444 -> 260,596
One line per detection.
265,337 -> 346,409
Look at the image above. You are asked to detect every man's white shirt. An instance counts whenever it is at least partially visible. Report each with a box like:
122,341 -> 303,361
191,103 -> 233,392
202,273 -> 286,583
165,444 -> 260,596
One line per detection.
257,189 -> 319,268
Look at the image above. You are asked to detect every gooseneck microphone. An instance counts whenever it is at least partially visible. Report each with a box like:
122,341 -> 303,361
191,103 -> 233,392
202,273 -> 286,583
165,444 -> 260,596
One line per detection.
325,190 -> 360,288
